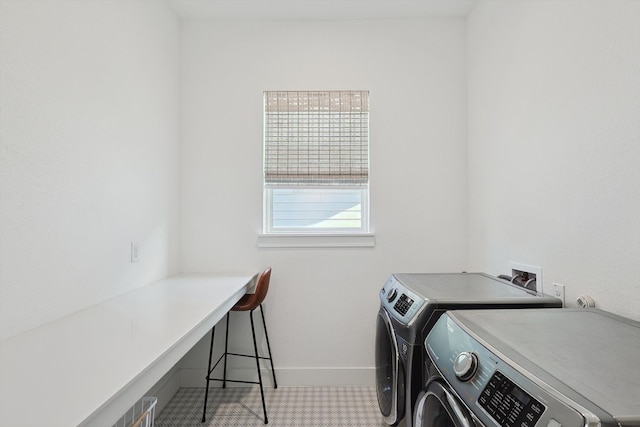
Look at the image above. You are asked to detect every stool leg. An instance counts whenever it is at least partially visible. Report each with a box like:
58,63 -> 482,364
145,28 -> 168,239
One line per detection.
250,310 -> 269,424
259,304 -> 277,389
222,312 -> 230,389
201,326 -> 216,423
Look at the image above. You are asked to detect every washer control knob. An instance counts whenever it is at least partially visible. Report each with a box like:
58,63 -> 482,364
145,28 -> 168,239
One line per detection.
387,288 -> 398,302
453,352 -> 478,381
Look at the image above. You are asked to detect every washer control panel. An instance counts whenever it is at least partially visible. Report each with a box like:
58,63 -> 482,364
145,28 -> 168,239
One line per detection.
380,275 -> 425,325
426,313 -> 586,427
479,371 -> 545,427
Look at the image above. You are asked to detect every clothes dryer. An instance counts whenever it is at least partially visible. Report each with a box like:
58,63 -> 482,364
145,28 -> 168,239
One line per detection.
415,308 -> 640,427
375,273 -> 562,426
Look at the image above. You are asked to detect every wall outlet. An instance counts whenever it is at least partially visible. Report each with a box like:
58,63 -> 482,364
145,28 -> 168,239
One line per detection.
552,282 -> 565,306
131,241 -> 140,263
509,262 -> 543,293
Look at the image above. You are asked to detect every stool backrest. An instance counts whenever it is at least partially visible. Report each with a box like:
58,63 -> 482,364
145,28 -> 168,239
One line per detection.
252,267 -> 271,308
235,267 -> 271,311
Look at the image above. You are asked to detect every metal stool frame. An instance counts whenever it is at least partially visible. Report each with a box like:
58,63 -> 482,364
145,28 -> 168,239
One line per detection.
202,268 -> 277,424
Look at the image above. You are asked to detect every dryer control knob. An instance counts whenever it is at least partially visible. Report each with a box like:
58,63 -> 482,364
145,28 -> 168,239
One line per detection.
453,352 -> 478,381
387,288 -> 398,302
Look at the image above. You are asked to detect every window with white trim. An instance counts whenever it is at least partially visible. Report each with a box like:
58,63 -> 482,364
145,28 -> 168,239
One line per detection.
263,90 -> 370,234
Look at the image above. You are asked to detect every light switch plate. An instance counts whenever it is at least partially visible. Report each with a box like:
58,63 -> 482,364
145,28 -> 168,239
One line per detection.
131,241 -> 140,263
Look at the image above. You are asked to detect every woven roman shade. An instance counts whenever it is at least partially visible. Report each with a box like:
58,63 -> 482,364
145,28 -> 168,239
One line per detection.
264,90 -> 369,186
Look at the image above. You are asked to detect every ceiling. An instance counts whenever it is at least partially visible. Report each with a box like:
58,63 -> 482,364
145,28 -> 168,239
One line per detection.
167,0 -> 478,21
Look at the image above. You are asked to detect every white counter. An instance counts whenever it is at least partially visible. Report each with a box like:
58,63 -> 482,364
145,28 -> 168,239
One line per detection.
0,273 -> 255,427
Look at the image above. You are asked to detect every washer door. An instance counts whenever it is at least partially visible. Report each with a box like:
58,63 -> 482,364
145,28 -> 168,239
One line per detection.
413,380 -> 476,427
376,309 -> 405,425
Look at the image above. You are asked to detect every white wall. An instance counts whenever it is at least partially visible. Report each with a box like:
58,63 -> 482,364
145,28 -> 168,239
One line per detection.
178,19 -> 468,384
0,0 -> 181,340
467,0 -> 640,321
2,0 -> 637,399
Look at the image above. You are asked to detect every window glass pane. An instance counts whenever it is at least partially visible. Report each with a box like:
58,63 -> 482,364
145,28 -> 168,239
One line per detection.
271,188 -> 363,230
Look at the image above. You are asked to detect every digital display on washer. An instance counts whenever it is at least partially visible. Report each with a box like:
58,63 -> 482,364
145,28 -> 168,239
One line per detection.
479,371 -> 545,427
393,294 -> 414,316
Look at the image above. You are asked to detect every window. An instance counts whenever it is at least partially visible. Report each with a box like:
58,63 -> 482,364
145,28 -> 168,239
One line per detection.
263,90 -> 370,235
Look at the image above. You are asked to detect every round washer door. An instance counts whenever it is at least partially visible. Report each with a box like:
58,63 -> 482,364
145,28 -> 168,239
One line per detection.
376,309 -> 405,425
413,380 -> 476,427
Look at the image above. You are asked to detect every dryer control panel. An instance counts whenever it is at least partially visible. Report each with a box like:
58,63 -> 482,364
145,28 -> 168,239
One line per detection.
479,370 -> 545,427
426,313 -> 587,427
380,275 -> 425,325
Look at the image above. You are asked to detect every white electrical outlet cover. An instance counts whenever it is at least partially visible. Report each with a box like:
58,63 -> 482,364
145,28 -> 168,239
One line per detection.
551,283 -> 565,306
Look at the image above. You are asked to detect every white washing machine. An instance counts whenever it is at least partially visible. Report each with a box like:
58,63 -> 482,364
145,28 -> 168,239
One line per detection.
415,308 -> 640,427
375,273 -> 562,426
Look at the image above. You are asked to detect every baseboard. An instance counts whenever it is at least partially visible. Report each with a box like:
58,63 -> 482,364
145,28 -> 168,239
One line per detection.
180,367 -> 375,388
272,367 -> 375,386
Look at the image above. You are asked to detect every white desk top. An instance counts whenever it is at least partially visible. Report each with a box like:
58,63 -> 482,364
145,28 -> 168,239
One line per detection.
0,273 -> 255,427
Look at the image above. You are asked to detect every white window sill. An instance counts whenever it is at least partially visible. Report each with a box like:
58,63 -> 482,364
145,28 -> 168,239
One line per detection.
257,233 -> 376,248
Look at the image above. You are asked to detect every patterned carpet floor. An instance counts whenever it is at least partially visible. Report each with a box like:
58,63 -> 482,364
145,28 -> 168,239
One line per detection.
155,386 -> 388,426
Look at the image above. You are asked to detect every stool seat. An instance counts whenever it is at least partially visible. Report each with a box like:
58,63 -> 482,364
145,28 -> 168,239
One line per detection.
231,294 -> 255,311
201,267 -> 277,424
